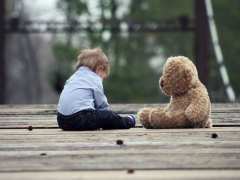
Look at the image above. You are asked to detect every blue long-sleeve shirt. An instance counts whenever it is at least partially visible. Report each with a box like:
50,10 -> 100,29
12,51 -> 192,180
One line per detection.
57,66 -> 109,115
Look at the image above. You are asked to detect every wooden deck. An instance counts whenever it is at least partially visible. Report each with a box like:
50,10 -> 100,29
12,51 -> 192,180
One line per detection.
0,103 -> 240,180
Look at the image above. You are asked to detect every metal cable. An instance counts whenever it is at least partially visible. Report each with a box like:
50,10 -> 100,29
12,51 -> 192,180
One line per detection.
205,0 -> 236,102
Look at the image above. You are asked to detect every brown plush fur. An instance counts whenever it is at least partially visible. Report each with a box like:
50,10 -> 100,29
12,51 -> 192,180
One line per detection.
138,56 -> 212,129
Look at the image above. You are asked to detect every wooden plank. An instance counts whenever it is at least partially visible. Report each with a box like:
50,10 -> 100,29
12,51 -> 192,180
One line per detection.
1,112 -> 240,129
1,148 -> 240,157
0,103 -> 239,109
0,148 -> 240,171
1,113 -> 240,121
0,109 -> 58,115
1,124 -> 239,129
211,103 -> 240,108
1,128 -> 240,147
1,135 -> 240,148
0,129 -> 240,143
0,115 -> 57,128
1,127 -> 240,134
111,103 -> 240,113
1,170 -> 240,180
0,104 -> 57,109
1,103 -> 240,115
0,156 -> 239,171
0,115 -> 57,120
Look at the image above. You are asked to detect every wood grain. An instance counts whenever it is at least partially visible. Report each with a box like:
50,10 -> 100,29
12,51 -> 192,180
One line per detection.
0,103 -> 240,179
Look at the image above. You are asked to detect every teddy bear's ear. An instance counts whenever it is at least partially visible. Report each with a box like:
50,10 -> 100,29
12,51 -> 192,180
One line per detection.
185,64 -> 198,86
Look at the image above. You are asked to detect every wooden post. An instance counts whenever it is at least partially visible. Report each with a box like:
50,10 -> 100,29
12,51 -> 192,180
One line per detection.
195,0 -> 209,89
0,0 -> 5,103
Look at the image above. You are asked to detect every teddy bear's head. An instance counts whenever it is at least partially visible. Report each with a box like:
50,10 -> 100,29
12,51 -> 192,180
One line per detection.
159,56 -> 199,96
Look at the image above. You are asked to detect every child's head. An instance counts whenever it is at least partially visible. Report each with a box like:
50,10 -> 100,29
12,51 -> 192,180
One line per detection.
76,47 -> 109,71
76,47 -> 110,80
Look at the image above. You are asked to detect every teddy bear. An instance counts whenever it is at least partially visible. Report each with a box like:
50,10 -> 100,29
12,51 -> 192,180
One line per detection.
138,56 -> 212,129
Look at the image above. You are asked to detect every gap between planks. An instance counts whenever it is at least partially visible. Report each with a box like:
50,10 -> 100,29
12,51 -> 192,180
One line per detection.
1,170 -> 240,180
0,124 -> 240,129
1,127 -> 240,134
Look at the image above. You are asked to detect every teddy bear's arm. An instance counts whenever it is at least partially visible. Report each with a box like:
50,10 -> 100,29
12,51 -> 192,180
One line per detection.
164,103 -> 170,111
138,108 -> 154,129
185,88 -> 209,123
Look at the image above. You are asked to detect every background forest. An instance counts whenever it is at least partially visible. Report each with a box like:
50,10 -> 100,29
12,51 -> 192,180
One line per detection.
49,0 -> 240,103
4,0 -> 240,104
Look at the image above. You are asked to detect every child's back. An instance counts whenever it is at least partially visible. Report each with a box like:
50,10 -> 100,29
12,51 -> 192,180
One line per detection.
58,66 -> 108,116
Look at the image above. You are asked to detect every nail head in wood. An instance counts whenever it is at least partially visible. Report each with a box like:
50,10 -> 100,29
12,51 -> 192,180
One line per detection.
128,169 -> 134,174
116,140 -> 123,145
28,126 -> 33,131
212,133 -> 218,138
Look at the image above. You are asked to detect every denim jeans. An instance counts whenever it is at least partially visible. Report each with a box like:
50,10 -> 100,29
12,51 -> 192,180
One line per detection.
57,110 -> 135,131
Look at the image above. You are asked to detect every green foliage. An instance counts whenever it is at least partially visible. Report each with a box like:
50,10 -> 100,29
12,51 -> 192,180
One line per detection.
50,0 -> 194,103
50,0 -> 240,102
103,33 -> 168,103
49,42 -> 79,93
129,0 -> 194,20
52,42 -> 79,63
56,0 -> 89,18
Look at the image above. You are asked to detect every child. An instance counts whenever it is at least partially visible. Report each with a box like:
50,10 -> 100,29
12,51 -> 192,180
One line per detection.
57,47 -> 135,131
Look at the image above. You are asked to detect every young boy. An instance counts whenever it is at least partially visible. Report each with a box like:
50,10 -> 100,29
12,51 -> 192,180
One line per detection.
57,47 -> 135,131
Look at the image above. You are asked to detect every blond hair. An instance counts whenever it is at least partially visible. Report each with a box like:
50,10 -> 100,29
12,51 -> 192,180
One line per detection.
75,47 -> 109,72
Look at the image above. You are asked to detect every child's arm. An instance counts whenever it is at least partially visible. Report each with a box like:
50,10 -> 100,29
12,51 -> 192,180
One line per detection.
94,90 -> 109,111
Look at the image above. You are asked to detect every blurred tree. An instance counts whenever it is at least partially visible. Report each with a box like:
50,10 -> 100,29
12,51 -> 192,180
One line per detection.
50,0 -> 240,103
49,0 -> 89,94
49,42 -> 79,93
50,0 -> 194,103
